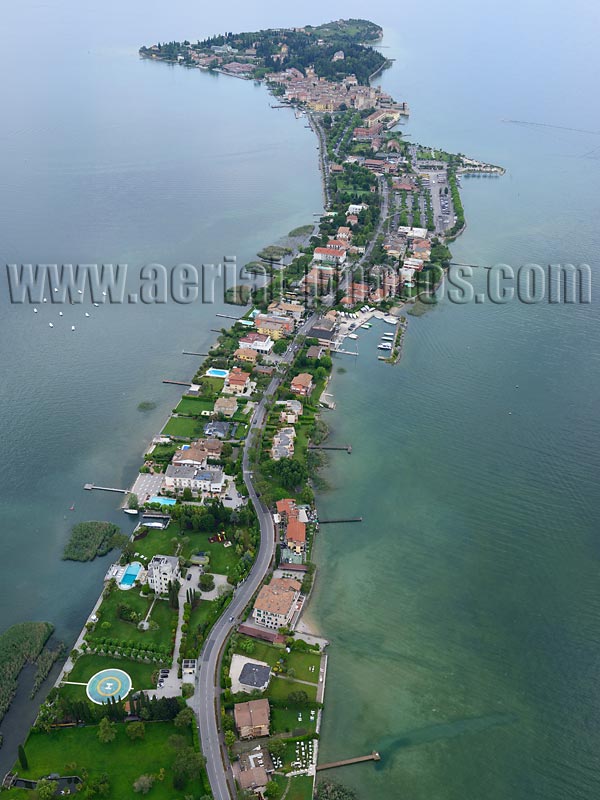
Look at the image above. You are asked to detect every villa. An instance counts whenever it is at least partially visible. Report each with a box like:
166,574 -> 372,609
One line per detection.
253,577 -> 302,630
290,373 -> 314,397
224,367 -> 251,395
164,465 -> 225,495
147,555 -> 180,595
234,698 -> 271,739
238,332 -> 273,354
285,518 -> 306,555
214,396 -> 238,417
234,347 -> 258,364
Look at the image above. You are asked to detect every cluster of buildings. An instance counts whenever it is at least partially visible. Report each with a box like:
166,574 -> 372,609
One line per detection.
268,67 -> 409,117
252,576 -> 303,630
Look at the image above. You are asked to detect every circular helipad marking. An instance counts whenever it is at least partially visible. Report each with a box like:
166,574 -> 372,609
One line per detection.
86,668 -> 132,705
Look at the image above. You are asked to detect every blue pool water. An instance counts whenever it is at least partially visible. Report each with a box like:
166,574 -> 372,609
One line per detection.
119,561 -> 142,587
149,495 -> 176,506
205,368 -> 229,378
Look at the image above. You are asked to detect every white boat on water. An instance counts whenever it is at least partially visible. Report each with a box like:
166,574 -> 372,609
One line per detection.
348,333 -> 358,340
378,343 -> 393,350
123,508 -> 139,516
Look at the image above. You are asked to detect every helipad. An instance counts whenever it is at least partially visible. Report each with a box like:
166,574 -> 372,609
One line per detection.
86,668 -> 132,705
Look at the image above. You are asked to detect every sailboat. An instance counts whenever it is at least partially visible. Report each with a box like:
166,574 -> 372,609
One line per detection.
69,504 -> 75,511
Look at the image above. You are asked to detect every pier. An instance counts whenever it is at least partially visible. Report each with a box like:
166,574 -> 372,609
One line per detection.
182,351 -> 210,356
334,348 -> 359,356
215,313 -> 243,321
162,379 -> 192,387
317,752 -> 380,771
308,444 -> 352,453
319,517 -> 362,524
83,484 -> 128,494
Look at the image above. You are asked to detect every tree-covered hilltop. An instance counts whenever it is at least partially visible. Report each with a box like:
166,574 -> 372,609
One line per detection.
140,19 -> 388,85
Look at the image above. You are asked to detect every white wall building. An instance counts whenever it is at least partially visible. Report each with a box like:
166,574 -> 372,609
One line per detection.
147,555 -> 180,595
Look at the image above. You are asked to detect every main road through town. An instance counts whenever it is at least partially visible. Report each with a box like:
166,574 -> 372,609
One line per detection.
191,312 -> 317,800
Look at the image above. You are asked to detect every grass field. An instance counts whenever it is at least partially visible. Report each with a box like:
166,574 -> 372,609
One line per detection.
87,589 -> 177,651
273,774 -> 314,800
174,396 -> 214,416
60,654 -> 158,700
267,677 -> 317,703
271,704 -> 318,736
5,722 -> 206,799
182,533 -> 240,576
132,526 -> 178,559
162,416 -> 206,438
234,637 -> 320,683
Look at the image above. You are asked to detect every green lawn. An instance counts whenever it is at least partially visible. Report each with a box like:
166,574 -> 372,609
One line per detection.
174,396 -> 214,416
273,774 -> 314,800
86,589 -> 177,652
162,416 -> 206,438
132,526 -> 179,559
182,533 -> 240,576
6,722 -> 205,799
271,704 -> 318,736
60,654 -> 158,698
267,677 -> 317,703
234,637 -> 320,683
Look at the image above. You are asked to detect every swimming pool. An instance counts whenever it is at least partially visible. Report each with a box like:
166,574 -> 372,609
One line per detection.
119,561 -> 142,588
149,495 -> 176,506
205,367 -> 229,378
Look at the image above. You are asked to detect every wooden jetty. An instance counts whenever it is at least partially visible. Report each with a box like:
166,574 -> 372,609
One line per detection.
182,351 -> 210,357
162,379 -> 191,387
308,444 -> 352,454
216,313 -> 243,321
334,348 -> 359,356
84,484 -> 128,494
317,752 -> 380,771
319,517 -> 362,524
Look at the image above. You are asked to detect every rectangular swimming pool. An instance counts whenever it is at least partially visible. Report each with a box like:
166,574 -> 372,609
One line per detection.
120,562 -> 142,587
205,368 -> 229,378
149,496 -> 176,506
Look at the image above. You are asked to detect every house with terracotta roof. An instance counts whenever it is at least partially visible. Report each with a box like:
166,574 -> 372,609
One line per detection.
234,699 -> 270,739
224,367 -> 251,395
238,766 -> 269,794
234,347 -> 258,364
214,396 -> 238,418
238,332 -> 273,354
285,518 -> 306,554
253,577 -> 302,630
346,214 -> 359,226
337,226 -> 352,241
290,373 -> 314,397
313,247 -> 346,265
254,314 -> 294,340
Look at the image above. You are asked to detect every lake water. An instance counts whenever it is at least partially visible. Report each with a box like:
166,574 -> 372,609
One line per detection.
1,1 -> 599,797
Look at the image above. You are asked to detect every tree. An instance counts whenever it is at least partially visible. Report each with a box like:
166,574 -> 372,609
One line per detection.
265,780 -> 283,799
133,774 -> 155,794
273,338 -> 288,355
84,773 -> 111,798
127,493 -> 139,510
35,779 -> 59,800
97,716 -> 116,743
287,690 -> 309,705
174,707 -> 195,728
269,739 -> 285,759
126,722 -> 146,741
182,487 -> 193,501
18,744 -> 28,770
224,730 -> 236,750
199,573 -> 215,592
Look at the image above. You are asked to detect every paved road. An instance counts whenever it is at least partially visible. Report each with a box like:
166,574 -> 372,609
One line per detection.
192,314 -> 317,800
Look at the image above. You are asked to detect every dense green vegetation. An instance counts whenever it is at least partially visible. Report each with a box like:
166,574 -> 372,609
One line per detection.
141,18 -> 387,85
63,521 -> 124,562
0,622 -> 53,722
6,721 -> 207,799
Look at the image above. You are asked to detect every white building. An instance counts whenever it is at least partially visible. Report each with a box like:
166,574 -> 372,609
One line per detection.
253,578 -> 301,630
238,332 -> 274,354
164,465 -> 225,495
147,555 -> 180,595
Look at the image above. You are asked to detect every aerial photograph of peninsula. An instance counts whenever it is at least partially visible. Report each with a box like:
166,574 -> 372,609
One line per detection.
0,1 -> 598,799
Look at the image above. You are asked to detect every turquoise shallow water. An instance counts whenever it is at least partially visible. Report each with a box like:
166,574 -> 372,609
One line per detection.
1,1 -> 599,796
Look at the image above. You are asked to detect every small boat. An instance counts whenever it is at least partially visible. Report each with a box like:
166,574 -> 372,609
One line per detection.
34,308 -> 38,313
348,333 -> 358,340
43,297 -> 47,303
54,287 -> 58,292
124,508 -> 139,516
48,322 -> 54,328
85,312 -> 90,318
93,303 -> 99,307
69,504 -> 75,511
78,289 -> 83,294
71,325 -> 75,331
59,312 -> 63,316
102,291 -> 107,296
378,343 -> 393,350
